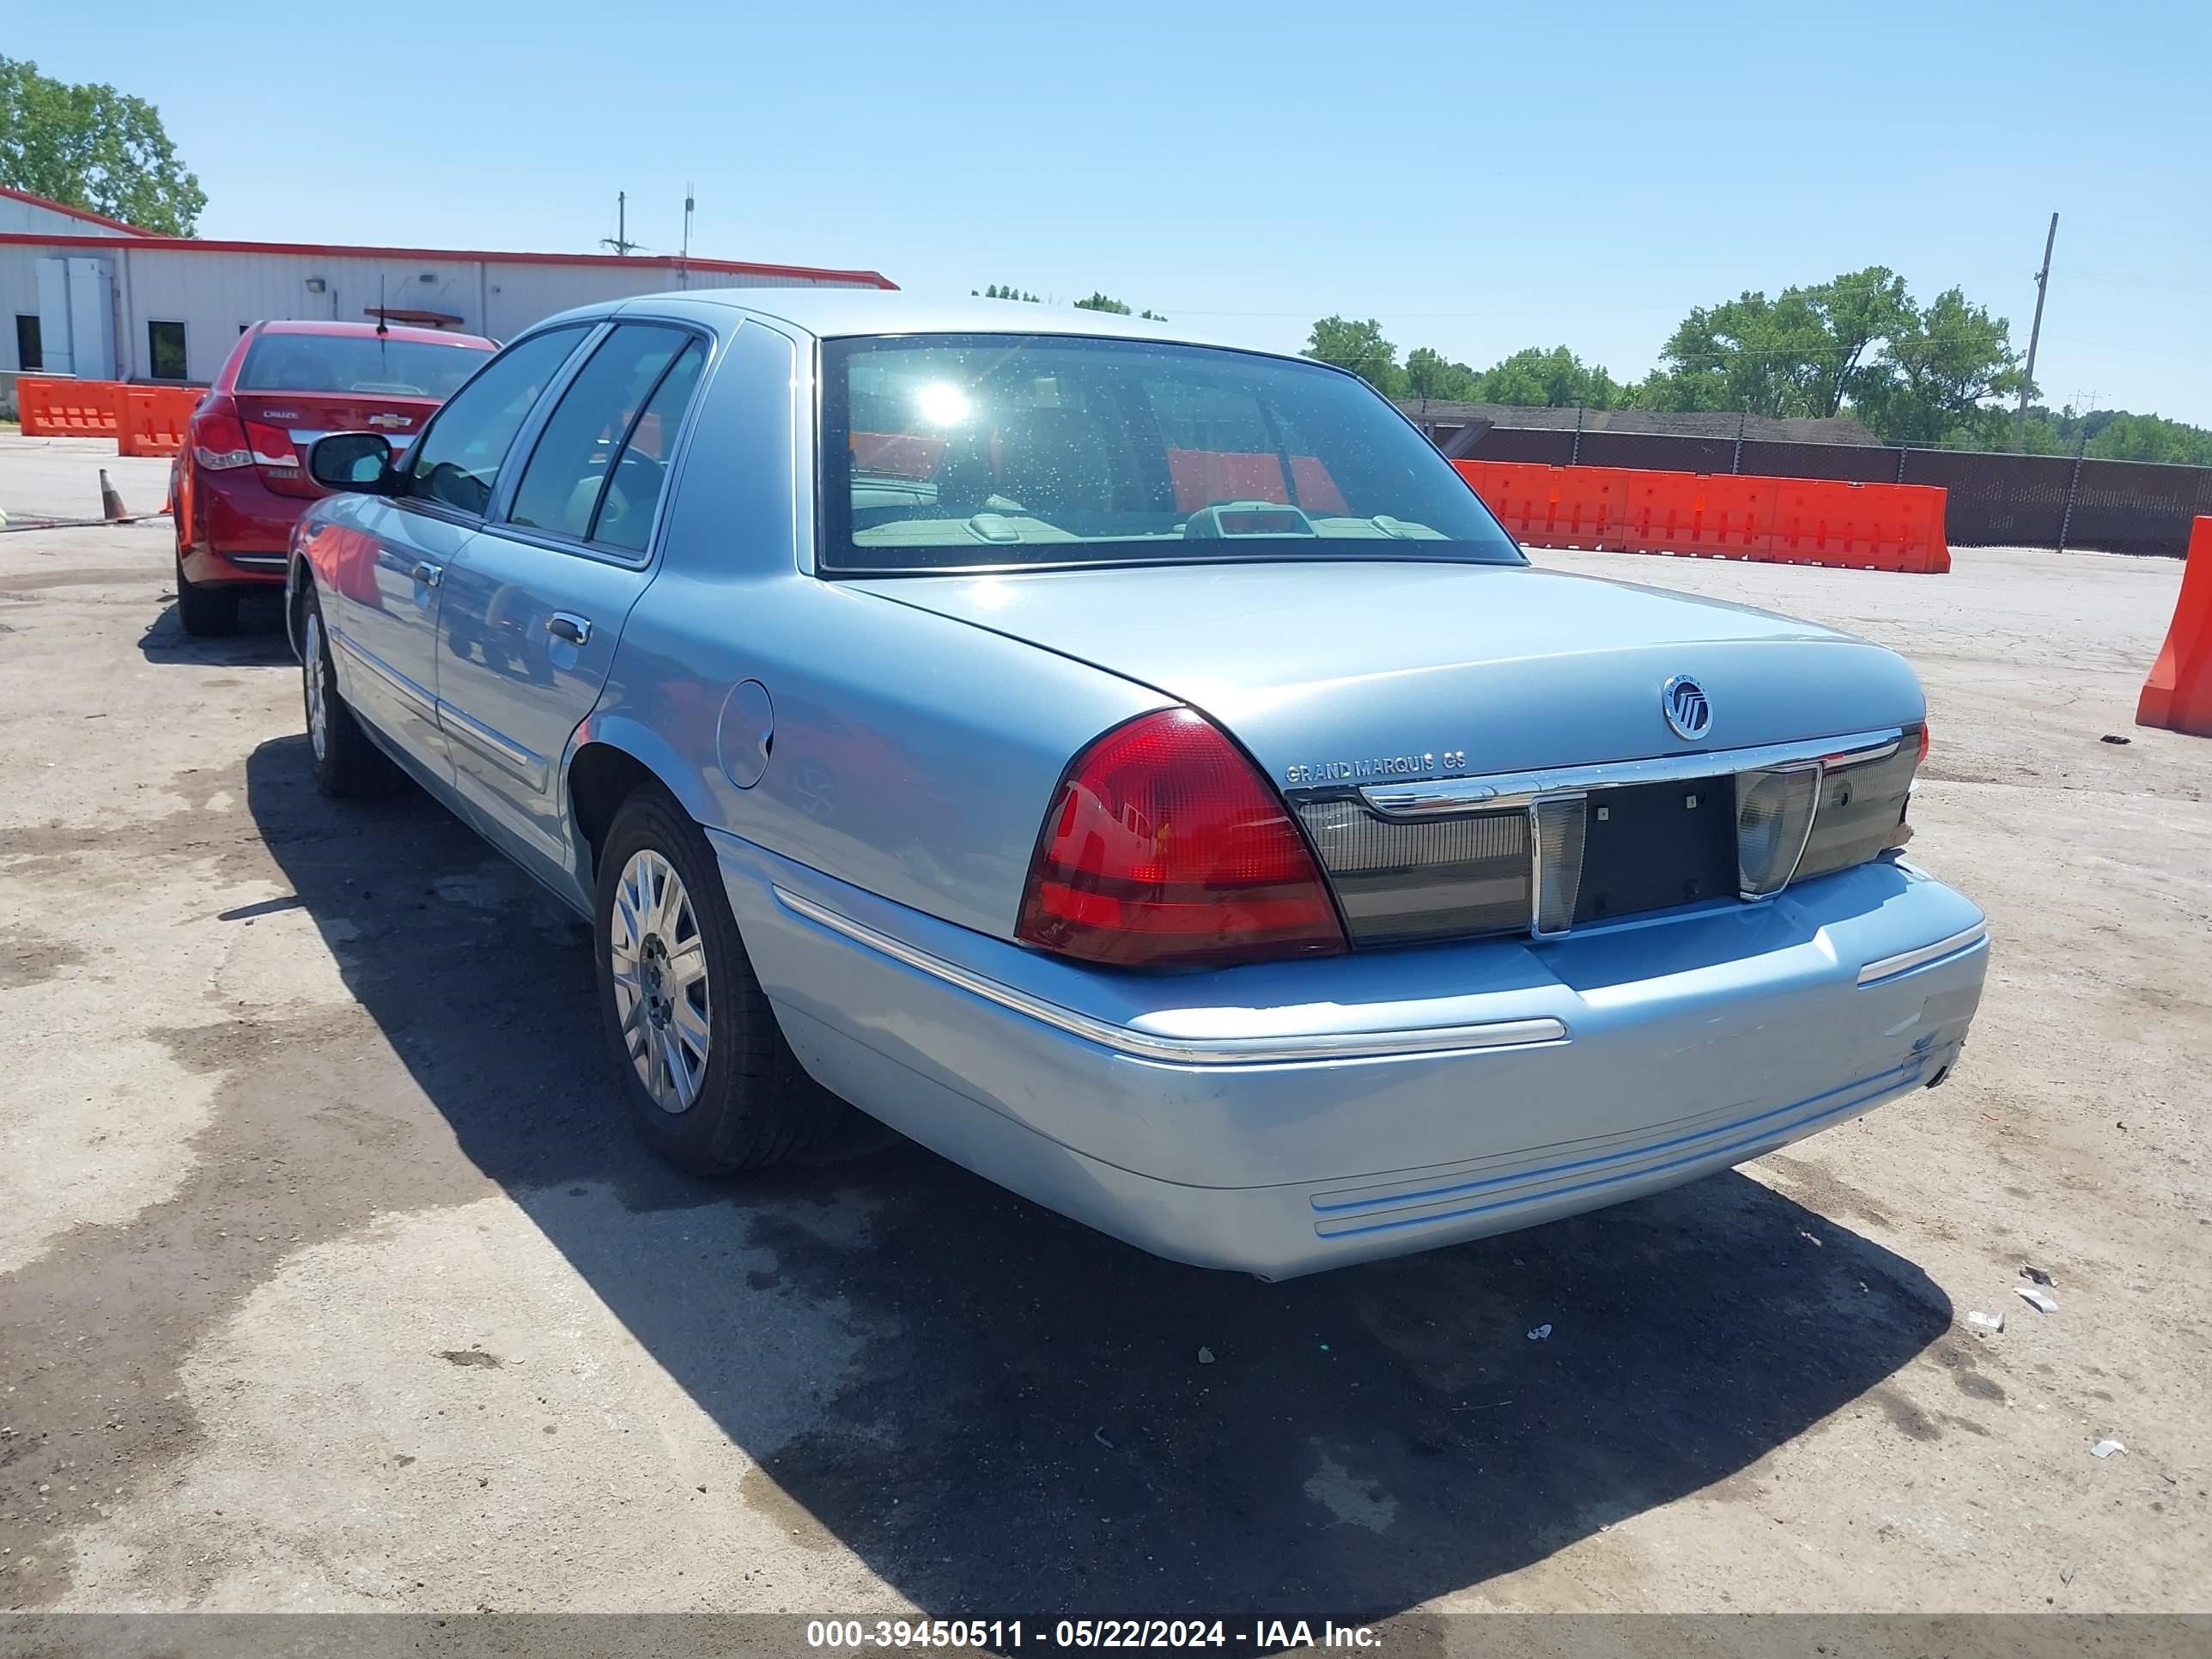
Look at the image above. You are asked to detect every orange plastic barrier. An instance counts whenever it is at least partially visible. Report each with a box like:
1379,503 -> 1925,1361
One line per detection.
2136,516 -> 2212,737
118,386 -> 202,459
16,376 -> 121,438
1770,478 -> 1951,574
1165,448 -> 1351,517
1454,459 -> 1949,574
1618,471 -> 1778,561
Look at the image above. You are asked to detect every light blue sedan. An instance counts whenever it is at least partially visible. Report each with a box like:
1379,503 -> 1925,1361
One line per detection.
285,292 -> 1987,1279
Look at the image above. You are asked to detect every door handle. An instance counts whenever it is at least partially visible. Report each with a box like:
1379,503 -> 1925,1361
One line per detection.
410,560 -> 443,588
546,612 -> 592,646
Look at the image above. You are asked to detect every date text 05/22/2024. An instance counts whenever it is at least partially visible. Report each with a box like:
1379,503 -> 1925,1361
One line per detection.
805,1618 -> 1382,1650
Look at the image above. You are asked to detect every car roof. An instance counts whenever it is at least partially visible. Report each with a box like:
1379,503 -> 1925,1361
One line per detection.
252,319 -> 496,349
603,288 -> 1256,353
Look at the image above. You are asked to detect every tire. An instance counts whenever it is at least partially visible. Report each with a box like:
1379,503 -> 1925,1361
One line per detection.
299,592 -> 398,798
174,547 -> 240,638
594,786 -> 845,1173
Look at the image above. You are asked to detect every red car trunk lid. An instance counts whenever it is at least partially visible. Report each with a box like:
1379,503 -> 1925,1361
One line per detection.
230,394 -> 441,496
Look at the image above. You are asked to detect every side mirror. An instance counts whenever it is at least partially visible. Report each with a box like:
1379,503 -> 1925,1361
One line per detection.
308,432 -> 398,494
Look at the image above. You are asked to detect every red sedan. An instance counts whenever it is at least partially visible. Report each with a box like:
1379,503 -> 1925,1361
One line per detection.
171,319 -> 496,635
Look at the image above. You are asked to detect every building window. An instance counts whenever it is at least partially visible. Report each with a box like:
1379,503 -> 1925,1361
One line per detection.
13,315 -> 39,373
148,320 -> 188,381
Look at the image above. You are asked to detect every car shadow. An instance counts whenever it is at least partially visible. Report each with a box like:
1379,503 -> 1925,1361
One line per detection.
241,734 -> 1953,1621
138,591 -> 295,666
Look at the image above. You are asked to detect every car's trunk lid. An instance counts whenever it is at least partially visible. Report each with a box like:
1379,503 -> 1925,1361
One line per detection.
854,558 -> 1926,947
848,559 -> 1924,783
233,391 -> 441,474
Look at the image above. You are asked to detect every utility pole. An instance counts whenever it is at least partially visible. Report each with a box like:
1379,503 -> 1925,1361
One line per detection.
678,185 -> 694,289
2013,212 -> 2058,452
601,191 -> 640,257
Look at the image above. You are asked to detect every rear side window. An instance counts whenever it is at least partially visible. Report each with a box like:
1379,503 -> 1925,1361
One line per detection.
594,340 -> 707,552
507,324 -> 705,549
405,325 -> 592,517
238,333 -> 491,397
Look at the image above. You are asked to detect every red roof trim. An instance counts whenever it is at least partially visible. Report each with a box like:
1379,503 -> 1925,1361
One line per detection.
0,184 -> 156,236
0,228 -> 896,287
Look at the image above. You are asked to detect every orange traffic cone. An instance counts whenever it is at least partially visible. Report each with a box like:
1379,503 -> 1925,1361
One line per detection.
2136,516 -> 2212,738
99,469 -> 127,521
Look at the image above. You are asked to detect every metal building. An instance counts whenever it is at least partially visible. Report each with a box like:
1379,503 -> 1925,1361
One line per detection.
0,185 -> 893,388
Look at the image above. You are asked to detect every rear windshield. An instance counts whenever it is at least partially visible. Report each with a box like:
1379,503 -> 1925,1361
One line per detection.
238,333 -> 492,398
819,333 -> 1522,574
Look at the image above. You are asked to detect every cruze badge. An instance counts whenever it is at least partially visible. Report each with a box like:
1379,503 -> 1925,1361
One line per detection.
1663,675 -> 1711,740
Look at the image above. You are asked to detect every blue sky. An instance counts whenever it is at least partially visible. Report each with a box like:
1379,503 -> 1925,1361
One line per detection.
18,1 -> 2211,422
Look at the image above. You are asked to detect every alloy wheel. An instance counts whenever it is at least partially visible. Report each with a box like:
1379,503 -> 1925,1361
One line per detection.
302,612 -> 330,763
608,848 -> 712,1114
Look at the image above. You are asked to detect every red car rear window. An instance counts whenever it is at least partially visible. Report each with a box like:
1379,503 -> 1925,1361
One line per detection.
238,335 -> 490,398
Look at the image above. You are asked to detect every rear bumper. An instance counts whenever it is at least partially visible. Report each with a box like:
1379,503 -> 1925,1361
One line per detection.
179,464 -> 308,585
720,835 -> 1986,1277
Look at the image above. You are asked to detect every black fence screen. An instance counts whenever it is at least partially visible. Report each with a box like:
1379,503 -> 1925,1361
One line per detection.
1449,427 -> 2210,557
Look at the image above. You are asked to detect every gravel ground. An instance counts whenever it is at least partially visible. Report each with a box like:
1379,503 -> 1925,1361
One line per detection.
0,435 -> 2205,1638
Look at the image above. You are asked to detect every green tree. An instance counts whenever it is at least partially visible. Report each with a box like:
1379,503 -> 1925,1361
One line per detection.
2086,410 -> 2212,466
1070,293 -> 1166,319
2014,405 -> 2212,465
1800,266 -> 1915,417
1638,268 -> 1913,420
0,56 -> 204,235
1471,345 -> 1621,409
1639,288 -> 1832,417
1853,288 -> 2025,446
1403,346 -> 1479,401
1303,316 -> 1404,395
973,283 -> 1040,302
1638,268 -> 2023,441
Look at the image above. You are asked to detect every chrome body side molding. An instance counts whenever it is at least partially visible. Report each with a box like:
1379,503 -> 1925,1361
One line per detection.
1857,923 -> 1989,986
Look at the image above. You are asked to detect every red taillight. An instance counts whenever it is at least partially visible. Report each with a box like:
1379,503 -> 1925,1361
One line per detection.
1015,709 -> 1346,969
244,419 -> 301,471
1917,722 -> 1931,765
189,399 -> 253,471
244,416 -> 320,496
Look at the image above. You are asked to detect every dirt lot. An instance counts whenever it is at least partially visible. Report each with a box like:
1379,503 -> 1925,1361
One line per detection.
1,434 -> 2206,1636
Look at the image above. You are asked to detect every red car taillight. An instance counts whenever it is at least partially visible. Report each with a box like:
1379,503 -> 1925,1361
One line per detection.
1015,708 -> 1346,969
189,399 -> 253,471
244,419 -> 319,496
244,419 -> 301,471
1917,721 -> 1931,766
189,394 -> 310,490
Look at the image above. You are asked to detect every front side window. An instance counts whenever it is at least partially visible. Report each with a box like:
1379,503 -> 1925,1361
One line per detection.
820,333 -> 1522,574
507,325 -> 705,549
405,325 -> 592,516
238,333 -> 491,398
